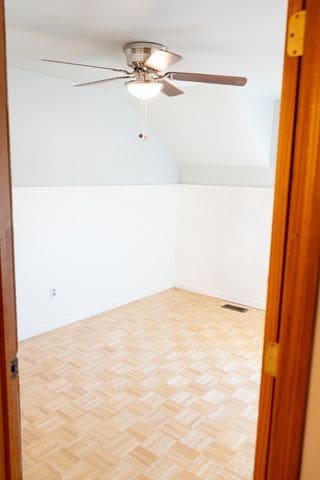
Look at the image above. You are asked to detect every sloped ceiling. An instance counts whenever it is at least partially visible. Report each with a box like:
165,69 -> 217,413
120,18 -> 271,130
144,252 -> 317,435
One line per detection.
128,85 -> 272,167
5,0 -> 287,174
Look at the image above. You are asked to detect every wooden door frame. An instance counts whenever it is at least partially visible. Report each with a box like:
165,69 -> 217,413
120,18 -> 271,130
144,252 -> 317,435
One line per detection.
254,0 -> 320,478
0,1 -> 22,478
0,0 -> 319,479
265,0 -> 320,477
253,0 -> 303,473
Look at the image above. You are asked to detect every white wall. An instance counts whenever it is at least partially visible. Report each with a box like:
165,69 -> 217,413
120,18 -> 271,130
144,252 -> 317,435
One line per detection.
175,185 -> 274,309
177,93 -> 280,187
8,69 -> 274,341
13,186 -> 177,340
179,165 -> 275,188
229,89 -> 275,164
8,68 -> 178,186
13,184 -> 273,340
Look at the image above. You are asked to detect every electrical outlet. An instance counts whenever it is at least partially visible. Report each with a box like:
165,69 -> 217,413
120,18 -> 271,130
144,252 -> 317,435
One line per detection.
49,288 -> 57,300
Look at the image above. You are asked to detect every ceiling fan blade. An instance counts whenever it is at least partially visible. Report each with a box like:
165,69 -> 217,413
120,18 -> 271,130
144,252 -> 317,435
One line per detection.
74,76 -> 133,87
145,50 -> 182,71
161,80 -> 184,97
166,72 -> 247,86
42,59 -> 132,75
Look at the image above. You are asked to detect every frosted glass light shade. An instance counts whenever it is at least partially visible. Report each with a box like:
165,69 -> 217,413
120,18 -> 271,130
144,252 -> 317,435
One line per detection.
126,80 -> 163,100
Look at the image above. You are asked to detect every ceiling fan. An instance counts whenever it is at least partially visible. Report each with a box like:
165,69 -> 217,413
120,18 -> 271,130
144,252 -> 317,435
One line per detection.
42,41 -> 247,100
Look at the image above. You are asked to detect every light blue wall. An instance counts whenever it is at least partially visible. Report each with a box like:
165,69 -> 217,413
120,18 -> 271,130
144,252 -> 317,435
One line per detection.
8,68 -> 178,186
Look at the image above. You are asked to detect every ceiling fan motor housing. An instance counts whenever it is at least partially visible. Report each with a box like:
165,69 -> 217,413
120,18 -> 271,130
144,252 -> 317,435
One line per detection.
123,41 -> 167,68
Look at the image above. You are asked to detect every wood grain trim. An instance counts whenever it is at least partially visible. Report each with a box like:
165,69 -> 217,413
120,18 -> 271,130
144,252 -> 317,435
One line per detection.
267,0 -> 320,477
0,367 -> 5,479
253,0 -> 304,478
0,1 -> 22,478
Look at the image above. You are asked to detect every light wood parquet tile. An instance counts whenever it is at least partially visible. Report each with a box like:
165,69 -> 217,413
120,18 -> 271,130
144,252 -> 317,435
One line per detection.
19,288 -> 264,479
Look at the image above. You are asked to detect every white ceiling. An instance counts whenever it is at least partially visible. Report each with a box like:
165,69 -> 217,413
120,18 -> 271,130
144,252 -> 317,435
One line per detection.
5,0 -> 288,170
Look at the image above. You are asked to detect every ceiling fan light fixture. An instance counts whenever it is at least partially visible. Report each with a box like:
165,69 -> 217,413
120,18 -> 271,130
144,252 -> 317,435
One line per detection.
126,80 -> 163,100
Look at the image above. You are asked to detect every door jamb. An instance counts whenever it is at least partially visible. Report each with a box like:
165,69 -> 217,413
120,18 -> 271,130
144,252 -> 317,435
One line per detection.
254,0 -> 320,478
0,1 -> 22,478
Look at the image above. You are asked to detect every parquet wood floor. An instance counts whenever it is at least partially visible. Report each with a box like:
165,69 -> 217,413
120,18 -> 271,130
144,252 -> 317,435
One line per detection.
19,288 -> 264,480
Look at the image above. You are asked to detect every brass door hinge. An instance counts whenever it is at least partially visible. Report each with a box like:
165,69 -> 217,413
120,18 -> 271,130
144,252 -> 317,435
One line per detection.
287,10 -> 306,57
264,341 -> 280,378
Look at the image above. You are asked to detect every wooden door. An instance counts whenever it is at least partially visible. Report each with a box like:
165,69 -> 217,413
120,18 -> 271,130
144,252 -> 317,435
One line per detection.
0,1 -> 22,478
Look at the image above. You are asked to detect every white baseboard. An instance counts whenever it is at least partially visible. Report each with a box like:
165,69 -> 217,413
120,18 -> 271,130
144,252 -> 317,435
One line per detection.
174,283 -> 266,310
18,284 -> 174,341
18,283 -> 265,341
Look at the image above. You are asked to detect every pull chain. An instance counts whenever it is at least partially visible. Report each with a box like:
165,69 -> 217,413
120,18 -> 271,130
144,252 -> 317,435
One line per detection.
138,100 -> 148,140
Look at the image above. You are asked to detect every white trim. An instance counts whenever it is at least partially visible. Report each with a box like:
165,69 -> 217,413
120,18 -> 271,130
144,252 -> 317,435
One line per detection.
174,283 -> 265,310
19,285 -> 174,341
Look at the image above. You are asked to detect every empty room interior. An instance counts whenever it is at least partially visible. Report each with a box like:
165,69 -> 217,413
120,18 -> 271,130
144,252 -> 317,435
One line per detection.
5,1 -> 288,479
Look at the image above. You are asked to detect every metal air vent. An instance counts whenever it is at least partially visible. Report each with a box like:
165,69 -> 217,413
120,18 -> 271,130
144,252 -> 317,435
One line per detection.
222,304 -> 248,313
